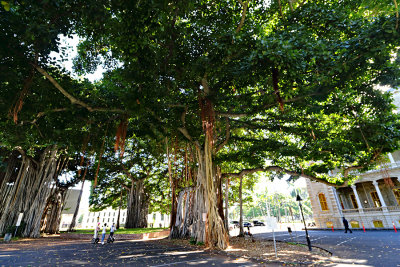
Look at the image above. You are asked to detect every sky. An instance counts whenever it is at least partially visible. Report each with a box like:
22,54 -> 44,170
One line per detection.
49,35 -> 104,82
254,175 -> 306,195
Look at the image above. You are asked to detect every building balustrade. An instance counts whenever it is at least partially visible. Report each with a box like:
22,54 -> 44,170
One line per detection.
363,207 -> 384,212
356,161 -> 400,175
387,206 -> 400,211
342,208 -> 359,214
341,206 -> 400,213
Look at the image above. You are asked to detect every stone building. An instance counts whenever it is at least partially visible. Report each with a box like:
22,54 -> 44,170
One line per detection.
306,152 -> 400,229
81,208 -> 170,229
59,189 -> 83,230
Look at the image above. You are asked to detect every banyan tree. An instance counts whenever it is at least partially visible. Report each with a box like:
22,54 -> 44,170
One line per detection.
2,0 -> 400,250
72,1 -> 400,249
0,146 -> 61,237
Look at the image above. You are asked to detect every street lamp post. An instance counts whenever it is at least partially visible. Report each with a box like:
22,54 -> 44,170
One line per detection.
296,194 -> 312,251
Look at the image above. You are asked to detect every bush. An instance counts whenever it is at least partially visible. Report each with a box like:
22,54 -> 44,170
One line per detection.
189,237 -> 196,245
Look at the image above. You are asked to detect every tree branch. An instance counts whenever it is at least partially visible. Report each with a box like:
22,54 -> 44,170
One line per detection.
235,0 -> 248,34
394,0 -> 399,30
31,63 -> 126,113
222,165 -> 352,188
19,108 -> 67,125
215,118 -> 230,153
32,63 -> 94,111
278,0 -> 284,18
217,112 -> 248,118
201,74 -> 210,95
176,127 -> 194,144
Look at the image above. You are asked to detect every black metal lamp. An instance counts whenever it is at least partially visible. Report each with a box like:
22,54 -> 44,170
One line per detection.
296,194 -> 312,251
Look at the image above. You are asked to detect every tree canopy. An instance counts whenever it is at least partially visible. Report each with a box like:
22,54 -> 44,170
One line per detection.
1,0 -> 400,248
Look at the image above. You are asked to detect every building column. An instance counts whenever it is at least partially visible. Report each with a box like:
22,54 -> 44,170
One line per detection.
351,185 -> 364,213
388,153 -> 395,164
332,187 -> 343,217
372,180 -> 388,211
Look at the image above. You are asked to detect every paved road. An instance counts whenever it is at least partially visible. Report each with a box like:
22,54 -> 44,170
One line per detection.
0,238 -> 263,267
252,227 -> 400,267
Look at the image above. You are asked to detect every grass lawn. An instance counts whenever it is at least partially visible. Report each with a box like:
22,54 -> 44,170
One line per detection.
62,227 -> 168,235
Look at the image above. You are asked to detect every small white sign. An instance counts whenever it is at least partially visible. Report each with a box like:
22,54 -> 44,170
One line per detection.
202,213 -> 207,222
265,216 -> 278,229
16,213 -> 23,226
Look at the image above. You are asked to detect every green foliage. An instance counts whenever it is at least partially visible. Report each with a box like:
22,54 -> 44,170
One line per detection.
89,136 -> 170,214
2,1 -> 400,228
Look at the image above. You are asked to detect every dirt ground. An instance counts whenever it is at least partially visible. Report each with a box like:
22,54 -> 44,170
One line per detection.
0,237 -> 78,251
1,235 -> 333,266
157,236 -> 333,266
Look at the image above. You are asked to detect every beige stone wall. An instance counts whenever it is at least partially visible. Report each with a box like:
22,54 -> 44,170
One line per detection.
306,179 -> 342,228
305,163 -> 400,229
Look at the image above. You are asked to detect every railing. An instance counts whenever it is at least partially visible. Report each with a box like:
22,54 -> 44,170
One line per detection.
359,161 -> 400,175
387,206 -> 400,212
343,206 -> 400,213
342,209 -> 359,214
363,207 -> 383,212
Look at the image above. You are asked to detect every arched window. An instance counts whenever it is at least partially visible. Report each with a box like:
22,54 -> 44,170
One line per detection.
350,221 -> 360,228
318,193 -> 329,210
370,192 -> 382,207
393,189 -> 400,205
350,194 -> 358,209
373,220 -> 384,228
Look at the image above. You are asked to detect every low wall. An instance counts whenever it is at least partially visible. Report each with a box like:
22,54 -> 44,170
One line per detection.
60,229 -> 170,240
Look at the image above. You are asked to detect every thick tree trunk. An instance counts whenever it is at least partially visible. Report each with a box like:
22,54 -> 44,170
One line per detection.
170,187 -> 195,238
239,176 -> 244,237
41,187 -> 68,234
125,179 -> 148,228
224,177 -> 229,233
196,139 -> 228,249
68,179 -> 85,232
68,160 -> 90,232
216,167 -> 224,223
166,138 -> 177,231
116,190 -> 122,229
170,141 -> 228,249
0,146 -> 58,237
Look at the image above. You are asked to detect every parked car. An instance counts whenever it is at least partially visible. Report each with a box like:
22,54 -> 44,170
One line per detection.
253,220 -> 265,226
307,222 -> 316,227
243,222 -> 253,227
230,221 -> 239,228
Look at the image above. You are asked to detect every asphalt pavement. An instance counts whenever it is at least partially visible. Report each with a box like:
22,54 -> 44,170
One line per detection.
251,227 -> 400,267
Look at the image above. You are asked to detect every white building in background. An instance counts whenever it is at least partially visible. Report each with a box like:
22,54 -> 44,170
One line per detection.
59,184 -> 170,230
80,208 -> 170,229
81,207 -> 126,229
59,189 -> 84,230
147,212 -> 170,228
